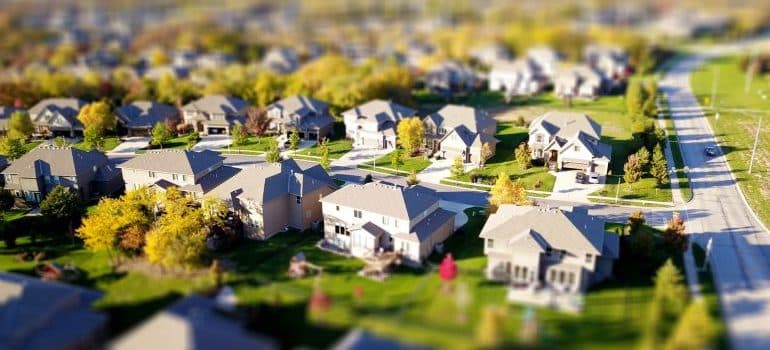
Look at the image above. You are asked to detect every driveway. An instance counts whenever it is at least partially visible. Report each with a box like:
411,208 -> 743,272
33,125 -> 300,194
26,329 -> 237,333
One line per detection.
107,137 -> 150,156
333,147 -> 392,167
548,170 -> 604,202
191,135 -> 232,151
417,159 -> 477,185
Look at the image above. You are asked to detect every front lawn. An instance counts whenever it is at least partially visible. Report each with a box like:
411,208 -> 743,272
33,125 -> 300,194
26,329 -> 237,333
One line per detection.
73,136 -> 121,152
230,135 -> 277,152
0,140 -> 42,157
138,135 -> 195,153
357,150 -> 432,175
296,123 -> 352,160
593,175 -> 674,203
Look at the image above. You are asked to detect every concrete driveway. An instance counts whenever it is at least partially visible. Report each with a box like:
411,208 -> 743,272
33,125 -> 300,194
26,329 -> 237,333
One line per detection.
107,137 -> 150,156
333,147 -> 392,167
548,170 -> 604,202
191,135 -> 232,151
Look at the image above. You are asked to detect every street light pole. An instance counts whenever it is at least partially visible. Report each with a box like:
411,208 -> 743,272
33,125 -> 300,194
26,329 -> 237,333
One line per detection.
748,115 -> 763,174
710,66 -> 718,109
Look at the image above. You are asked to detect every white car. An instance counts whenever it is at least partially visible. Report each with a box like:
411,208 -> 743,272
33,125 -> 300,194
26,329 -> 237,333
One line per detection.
588,172 -> 600,184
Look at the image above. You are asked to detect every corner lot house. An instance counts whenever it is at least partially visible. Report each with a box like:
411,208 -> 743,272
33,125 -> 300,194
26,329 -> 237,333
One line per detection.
528,111 -> 612,176
115,101 -> 179,136
424,105 -> 498,165
320,182 -> 455,265
480,205 -> 619,294
1,146 -> 123,203
342,99 -> 417,150
182,95 -> 249,135
117,149 -> 238,198
266,95 -> 334,141
28,98 -> 86,137
210,159 -> 336,239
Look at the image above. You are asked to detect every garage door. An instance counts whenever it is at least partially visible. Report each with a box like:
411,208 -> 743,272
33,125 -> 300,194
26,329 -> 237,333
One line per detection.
207,127 -> 226,135
562,161 -> 588,171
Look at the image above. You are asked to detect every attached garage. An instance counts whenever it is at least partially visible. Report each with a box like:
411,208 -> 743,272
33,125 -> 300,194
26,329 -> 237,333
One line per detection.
207,127 -> 227,135
561,161 -> 589,171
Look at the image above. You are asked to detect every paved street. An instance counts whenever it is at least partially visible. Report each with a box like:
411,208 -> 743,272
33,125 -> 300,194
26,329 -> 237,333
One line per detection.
662,51 -> 770,350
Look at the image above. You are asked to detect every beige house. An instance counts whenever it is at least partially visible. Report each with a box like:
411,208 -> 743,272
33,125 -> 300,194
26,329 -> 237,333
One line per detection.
423,105 -> 498,165
28,98 -> 86,137
1,146 -> 122,204
182,95 -> 249,135
528,111 -> 612,176
117,149 -> 238,198
266,95 -> 334,142
210,159 -> 336,240
480,205 -> 619,294
554,65 -> 603,100
488,59 -> 545,96
341,99 -> 417,150
320,182 -> 455,265
115,101 -> 179,136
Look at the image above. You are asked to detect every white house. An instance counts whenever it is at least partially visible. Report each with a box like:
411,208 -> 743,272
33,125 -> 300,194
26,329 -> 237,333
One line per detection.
423,105 -> 498,165
554,65 -> 603,100
341,99 -> 417,150
528,111 -> 612,175
488,59 -> 544,96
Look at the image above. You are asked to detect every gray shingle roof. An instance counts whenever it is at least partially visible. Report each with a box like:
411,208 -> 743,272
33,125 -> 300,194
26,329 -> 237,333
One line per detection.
183,95 -> 249,115
210,159 -> 334,203
268,95 -> 328,118
393,208 -> 455,242
425,104 -> 496,134
28,98 -> 86,128
342,99 -> 416,126
320,182 -> 439,221
117,149 -> 224,176
179,165 -> 241,195
2,146 -> 109,178
115,101 -> 178,129
480,205 -> 607,256
531,111 -> 602,141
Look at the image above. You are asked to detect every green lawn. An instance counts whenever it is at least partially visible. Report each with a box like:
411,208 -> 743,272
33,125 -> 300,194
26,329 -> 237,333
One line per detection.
0,140 -> 42,157
357,150 -> 432,175
690,55 -> 770,226
659,95 -> 693,201
296,123 -> 352,160
594,175 -> 675,203
73,136 -> 121,152
138,135 -> 195,153
230,135 -> 276,152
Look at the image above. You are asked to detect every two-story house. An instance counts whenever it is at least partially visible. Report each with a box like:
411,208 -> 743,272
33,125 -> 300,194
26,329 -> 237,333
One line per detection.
115,101 -> 179,136
209,159 -> 336,239
583,44 -> 629,89
28,98 -> 87,137
266,95 -> 334,142
341,99 -> 417,150
528,111 -> 612,176
117,149 -> 238,199
423,105 -> 498,165
554,65 -> 603,100
424,60 -> 476,95
182,95 -> 249,135
320,182 -> 455,265
1,146 -> 123,204
479,205 -> 619,294
488,59 -> 545,97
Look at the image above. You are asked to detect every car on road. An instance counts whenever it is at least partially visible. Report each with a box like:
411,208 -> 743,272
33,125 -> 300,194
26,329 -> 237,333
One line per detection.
705,146 -> 718,157
575,172 -> 587,184
588,172 -> 600,184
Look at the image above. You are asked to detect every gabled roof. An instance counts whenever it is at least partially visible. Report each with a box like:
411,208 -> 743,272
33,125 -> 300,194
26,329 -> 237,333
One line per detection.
424,104 -> 496,134
267,95 -> 328,118
392,208 -> 455,242
441,125 -> 500,148
117,150 -> 223,176
530,111 -> 602,141
179,166 -> 241,195
262,46 -> 300,74
480,205 -> 606,256
489,59 -> 536,75
115,101 -> 178,129
562,130 -> 612,161
321,182 -> 438,221
28,98 -> 86,128
341,99 -> 416,126
1,146 -> 108,178
183,95 -> 249,115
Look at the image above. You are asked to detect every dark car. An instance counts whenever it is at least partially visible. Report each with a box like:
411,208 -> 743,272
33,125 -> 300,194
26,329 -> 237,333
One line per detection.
705,146 -> 718,157
575,172 -> 587,184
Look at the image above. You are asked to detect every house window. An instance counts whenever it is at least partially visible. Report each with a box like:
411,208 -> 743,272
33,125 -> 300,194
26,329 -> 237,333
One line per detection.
549,269 -> 556,282
559,271 -> 566,284
536,135 -> 543,142
574,145 -> 581,152
296,196 -> 302,204
505,262 -> 511,273
336,205 -> 340,211
149,171 -> 155,178
399,241 -> 409,253
568,272 -> 575,285
172,174 -> 178,181
353,210 -> 362,218
382,216 -> 389,225
585,254 -> 593,263
513,265 -> 519,277
487,239 -> 494,249
182,175 -> 187,182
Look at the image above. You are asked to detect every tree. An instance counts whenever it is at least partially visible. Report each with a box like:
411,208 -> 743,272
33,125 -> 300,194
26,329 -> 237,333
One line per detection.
40,186 -> 82,237
187,132 -> 200,149
650,144 -> 669,185
515,142 -> 532,170
53,136 -> 71,147
642,79 -> 658,118
475,306 -> 507,349
654,259 -> 689,315
623,154 -> 642,187
151,122 -> 173,148
664,301 -> 716,350
318,138 -> 331,171
149,48 -> 169,66
0,137 -> 26,160
396,117 -> 425,156
626,79 -> 645,117
50,44 -> 77,68
406,170 -> 420,186
479,142 -> 493,169
626,210 -> 646,235
244,107 -> 271,136
635,147 -> 651,174
265,137 -> 281,163
83,126 -> 105,150
230,124 -> 247,147
201,196 -> 228,226
654,128 -> 667,149
77,101 -> 115,133
0,189 -> 14,212
489,171 -> 529,212
450,155 -> 465,178
7,110 -> 33,140
289,128 -> 300,151
144,189 -> 207,269
390,148 -> 403,170
663,212 -> 688,254
252,72 -> 285,106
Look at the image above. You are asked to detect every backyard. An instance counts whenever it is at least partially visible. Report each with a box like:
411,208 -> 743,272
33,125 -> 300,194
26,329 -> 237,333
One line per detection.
690,54 -> 770,226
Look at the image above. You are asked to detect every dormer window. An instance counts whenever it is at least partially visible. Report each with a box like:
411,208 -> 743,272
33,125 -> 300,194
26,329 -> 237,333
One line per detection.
585,254 -> 593,263
536,135 -> 543,143
574,145 -> 581,152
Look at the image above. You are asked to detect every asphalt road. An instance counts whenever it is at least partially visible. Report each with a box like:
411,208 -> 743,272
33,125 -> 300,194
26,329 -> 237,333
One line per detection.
662,52 -> 770,350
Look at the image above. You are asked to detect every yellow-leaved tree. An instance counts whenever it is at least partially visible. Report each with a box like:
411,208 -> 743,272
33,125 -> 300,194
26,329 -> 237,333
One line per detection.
144,188 -> 207,269
489,171 -> 530,213
77,101 -> 115,133
396,117 -> 425,156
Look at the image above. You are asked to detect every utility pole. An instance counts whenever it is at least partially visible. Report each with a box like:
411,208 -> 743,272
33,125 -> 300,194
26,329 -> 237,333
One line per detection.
748,115 -> 763,174
710,66 -> 719,109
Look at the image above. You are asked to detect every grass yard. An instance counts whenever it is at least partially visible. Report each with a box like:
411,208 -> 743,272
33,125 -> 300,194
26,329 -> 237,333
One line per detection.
73,136 -> 121,152
594,175 -> 675,203
138,135 -> 196,153
357,150 -> 432,175
0,140 -> 42,157
231,135 -> 277,152
296,123 -> 352,159
690,55 -> 770,226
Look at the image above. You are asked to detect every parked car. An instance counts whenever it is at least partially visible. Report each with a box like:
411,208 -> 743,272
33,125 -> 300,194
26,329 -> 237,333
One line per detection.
588,172 -> 600,184
575,171 -> 587,184
705,146 -> 718,157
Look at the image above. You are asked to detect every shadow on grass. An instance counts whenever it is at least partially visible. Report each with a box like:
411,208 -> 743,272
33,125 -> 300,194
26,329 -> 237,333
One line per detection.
244,301 -> 348,349
98,291 -> 183,337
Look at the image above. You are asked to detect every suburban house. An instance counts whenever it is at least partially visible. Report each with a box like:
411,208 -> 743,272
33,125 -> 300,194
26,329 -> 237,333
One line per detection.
0,272 -> 108,350
210,159 -> 336,239
424,60 -> 476,95
341,99 -> 417,150
266,95 -> 334,142
0,106 -> 24,136
115,101 -> 179,136
182,95 -> 249,135
423,105 -> 499,165
554,65 -> 603,100
488,59 -> 545,96
470,43 -> 512,66
28,98 -> 87,137
583,44 -> 629,87
479,205 -> 619,294
528,111 -> 612,176
262,46 -> 300,74
1,146 -> 123,204
320,182 -> 456,265
526,46 -> 561,80
117,149 -> 238,199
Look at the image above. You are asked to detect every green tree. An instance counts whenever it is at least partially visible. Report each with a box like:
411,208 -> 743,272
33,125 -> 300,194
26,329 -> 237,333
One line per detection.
450,155 -> 465,178
265,137 -> 281,163
40,186 -> 83,237
515,142 -> 532,170
0,137 -> 26,160
626,79 -> 646,117
663,212 -> 688,254
187,132 -> 200,149
151,122 -> 173,148
407,170 -> 420,186
144,190 -> 207,269
77,101 -> 115,133
664,301 -> 716,350
396,117 -> 425,156
489,171 -> 529,213
50,44 -> 77,68
289,128 -> 300,151
635,147 -> 651,174
642,79 -> 658,118
230,124 -> 247,147
623,154 -> 642,187
7,110 -> 33,140
53,136 -> 71,147
83,126 -> 105,150
252,72 -> 285,106
390,148 -> 403,170
318,138 -> 331,171
650,144 -> 669,185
